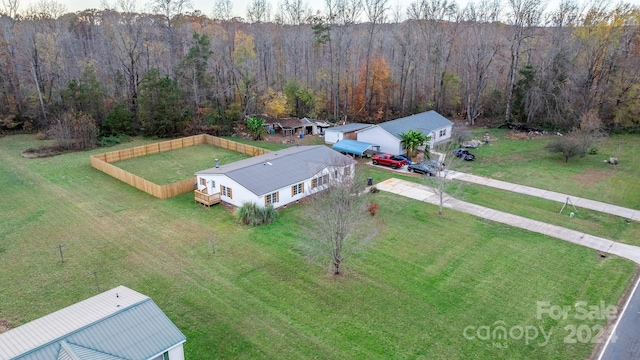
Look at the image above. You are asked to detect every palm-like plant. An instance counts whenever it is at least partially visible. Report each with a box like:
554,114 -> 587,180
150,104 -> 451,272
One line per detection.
246,116 -> 266,140
400,129 -> 430,158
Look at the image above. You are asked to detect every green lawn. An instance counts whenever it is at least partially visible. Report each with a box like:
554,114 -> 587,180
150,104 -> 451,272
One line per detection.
112,143 -> 250,185
0,134 -> 637,359
460,130 -> 640,209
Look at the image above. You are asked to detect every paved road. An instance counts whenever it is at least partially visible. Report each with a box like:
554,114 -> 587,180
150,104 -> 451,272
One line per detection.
375,178 -> 640,264
599,276 -> 640,360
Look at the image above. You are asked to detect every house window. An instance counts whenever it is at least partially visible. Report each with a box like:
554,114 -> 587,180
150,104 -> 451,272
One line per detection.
439,129 -> 447,137
343,166 -> 351,177
312,174 -> 330,188
264,191 -> 279,205
199,178 -> 206,186
291,183 -> 304,196
220,185 -> 233,199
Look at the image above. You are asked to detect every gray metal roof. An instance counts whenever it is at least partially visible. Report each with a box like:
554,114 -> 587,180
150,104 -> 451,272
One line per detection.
332,140 -> 379,156
0,286 -> 186,360
324,123 -> 373,133
375,111 -> 453,139
196,145 -> 355,196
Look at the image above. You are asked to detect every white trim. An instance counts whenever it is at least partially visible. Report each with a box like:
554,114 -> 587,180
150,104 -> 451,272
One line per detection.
146,340 -> 186,360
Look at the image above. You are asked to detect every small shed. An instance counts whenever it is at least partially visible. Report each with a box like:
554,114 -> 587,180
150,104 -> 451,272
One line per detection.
332,139 -> 380,157
324,123 -> 374,144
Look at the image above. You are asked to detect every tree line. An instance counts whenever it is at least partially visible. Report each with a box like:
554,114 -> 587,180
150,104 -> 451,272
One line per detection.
0,0 -> 638,143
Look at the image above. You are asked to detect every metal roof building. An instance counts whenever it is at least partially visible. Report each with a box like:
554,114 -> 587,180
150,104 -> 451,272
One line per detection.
332,140 -> 380,156
375,111 -> 453,139
0,286 -> 186,360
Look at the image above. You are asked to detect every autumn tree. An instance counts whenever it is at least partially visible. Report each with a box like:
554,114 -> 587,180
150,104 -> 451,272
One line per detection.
261,88 -> 288,118
283,79 -> 314,117
232,30 -> 257,114
352,57 -> 394,122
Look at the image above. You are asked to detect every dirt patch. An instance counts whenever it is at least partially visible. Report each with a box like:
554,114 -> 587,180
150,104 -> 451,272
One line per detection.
570,168 -> 612,186
21,145 -> 66,158
0,318 -> 13,333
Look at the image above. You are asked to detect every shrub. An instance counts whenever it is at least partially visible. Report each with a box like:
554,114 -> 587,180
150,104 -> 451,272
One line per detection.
368,202 -> 379,216
237,202 -> 277,226
49,111 -> 98,151
99,134 -> 132,147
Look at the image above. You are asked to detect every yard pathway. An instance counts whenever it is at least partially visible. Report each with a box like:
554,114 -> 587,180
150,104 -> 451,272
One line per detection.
447,171 -> 640,221
375,178 -> 640,264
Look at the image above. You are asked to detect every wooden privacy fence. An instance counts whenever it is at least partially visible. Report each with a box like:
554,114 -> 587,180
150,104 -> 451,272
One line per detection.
90,134 -> 270,199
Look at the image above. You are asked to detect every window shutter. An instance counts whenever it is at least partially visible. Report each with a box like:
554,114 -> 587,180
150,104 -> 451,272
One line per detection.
291,186 -> 294,197
229,188 -> 232,199
219,185 -> 222,194
276,192 -> 279,202
312,178 -> 317,188
301,183 -> 304,193
264,195 -> 268,206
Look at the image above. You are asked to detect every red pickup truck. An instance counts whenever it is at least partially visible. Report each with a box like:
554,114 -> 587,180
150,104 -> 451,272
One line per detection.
372,154 -> 406,169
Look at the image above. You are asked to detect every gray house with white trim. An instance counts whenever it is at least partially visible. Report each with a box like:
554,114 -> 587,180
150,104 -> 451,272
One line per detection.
0,286 -> 186,360
196,145 -> 355,208
356,111 -> 453,155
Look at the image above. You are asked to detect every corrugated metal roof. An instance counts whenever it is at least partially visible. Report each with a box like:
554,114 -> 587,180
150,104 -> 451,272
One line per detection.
375,111 -> 453,139
0,286 -> 185,360
324,123 -> 372,133
196,145 -> 355,196
332,140 -> 379,156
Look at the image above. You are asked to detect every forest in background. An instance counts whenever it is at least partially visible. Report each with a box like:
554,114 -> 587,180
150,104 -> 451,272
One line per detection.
0,0 -> 639,141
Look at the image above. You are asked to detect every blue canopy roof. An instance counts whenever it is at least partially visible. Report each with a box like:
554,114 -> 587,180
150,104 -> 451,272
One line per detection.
332,140 -> 379,156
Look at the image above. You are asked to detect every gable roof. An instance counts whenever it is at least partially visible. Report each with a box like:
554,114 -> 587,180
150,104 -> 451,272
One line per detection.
0,286 -> 186,360
196,145 -> 355,196
373,111 -> 453,140
325,123 -> 372,133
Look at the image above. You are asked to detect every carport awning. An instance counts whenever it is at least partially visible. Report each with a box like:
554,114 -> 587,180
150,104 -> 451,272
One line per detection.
332,140 -> 379,156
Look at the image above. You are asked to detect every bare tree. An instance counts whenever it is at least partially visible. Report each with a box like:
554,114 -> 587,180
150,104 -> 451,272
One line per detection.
150,0 -> 192,71
300,161 -> 379,275
212,0 -> 233,20
246,0 -> 271,22
503,0 -> 544,123
460,0 -> 502,125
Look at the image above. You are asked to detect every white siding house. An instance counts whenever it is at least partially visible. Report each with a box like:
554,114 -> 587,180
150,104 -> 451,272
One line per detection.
356,111 -> 453,155
196,146 -> 356,208
0,286 -> 186,360
324,123 -> 373,144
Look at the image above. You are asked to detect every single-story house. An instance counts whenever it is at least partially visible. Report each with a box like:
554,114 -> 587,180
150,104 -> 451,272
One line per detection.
195,145 -> 355,208
324,123 -> 374,144
247,115 -> 326,136
332,139 -> 380,157
0,285 -> 186,360
356,111 -> 453,155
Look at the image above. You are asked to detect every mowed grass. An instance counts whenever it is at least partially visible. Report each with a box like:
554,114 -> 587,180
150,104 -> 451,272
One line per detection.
113,143 -> 250,185
462,130 -> 640,209
0,134 -> 637,359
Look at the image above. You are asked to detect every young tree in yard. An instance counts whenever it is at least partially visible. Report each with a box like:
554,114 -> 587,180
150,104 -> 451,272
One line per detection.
246,116 -> 266,140
400,129 -> 429,158
422,143 -> 465,215
545,135 -> 587,162
300,162 -> 379,275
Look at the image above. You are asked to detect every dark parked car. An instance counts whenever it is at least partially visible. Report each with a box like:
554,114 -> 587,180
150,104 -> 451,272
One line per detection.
453,148 -> 475,161
422,160 -> 445,171
391,154 -> 412,165
407,162 -> 437,176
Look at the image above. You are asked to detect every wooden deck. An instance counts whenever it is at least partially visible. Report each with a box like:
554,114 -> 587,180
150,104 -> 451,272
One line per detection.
194,190 -> 221,207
